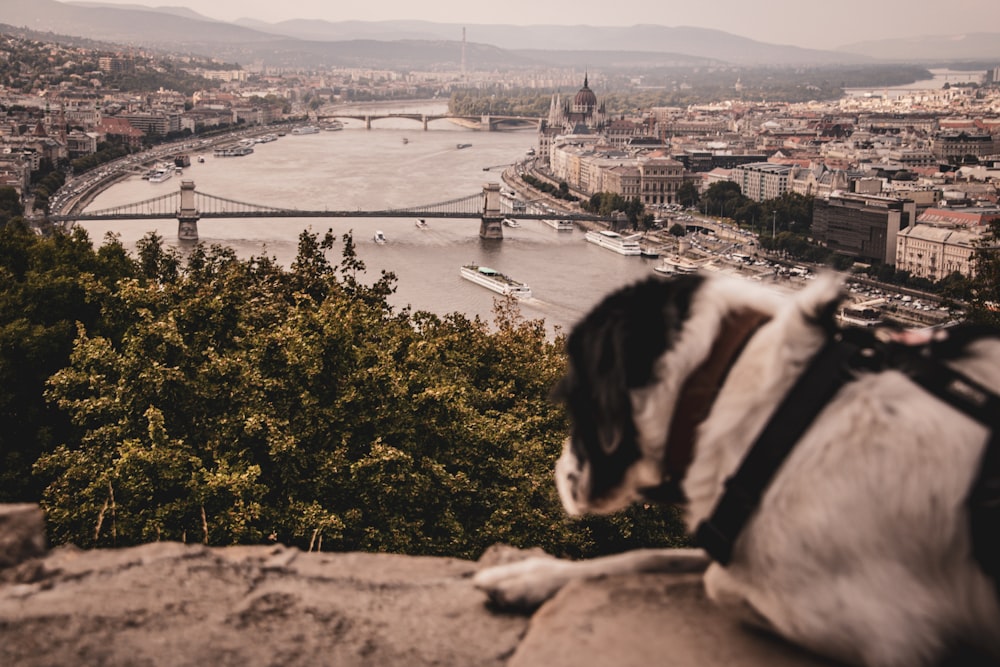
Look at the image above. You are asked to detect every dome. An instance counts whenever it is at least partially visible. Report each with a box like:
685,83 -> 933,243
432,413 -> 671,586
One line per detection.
572,74 -> 597,113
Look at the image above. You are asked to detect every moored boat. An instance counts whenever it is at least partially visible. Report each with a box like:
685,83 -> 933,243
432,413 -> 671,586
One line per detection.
542,218 -> 574,231
654,255 -> 700,275
585,229 -> 642,255
460,264 -> 532,299
322,120 -> 344,131
838,299 -> 884,327
213,144 -> 254,157
291,125 -> 320,135
147,164 -> 173,183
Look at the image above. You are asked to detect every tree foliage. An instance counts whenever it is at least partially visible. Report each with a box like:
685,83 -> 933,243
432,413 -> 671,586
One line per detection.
0,226 -> 687,558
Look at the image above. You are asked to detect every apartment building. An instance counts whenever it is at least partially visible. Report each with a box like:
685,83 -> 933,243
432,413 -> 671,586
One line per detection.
896,207 -> 1000,280
812,192 -> 917,265
730,162 -> 792,202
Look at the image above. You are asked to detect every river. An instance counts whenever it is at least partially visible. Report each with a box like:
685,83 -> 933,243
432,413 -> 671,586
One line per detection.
843,68 -> 987,98
79,101 -> 660,335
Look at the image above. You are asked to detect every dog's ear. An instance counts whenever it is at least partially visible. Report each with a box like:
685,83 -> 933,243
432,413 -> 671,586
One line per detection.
583,315 -> 631,456
795,272 -> 845,333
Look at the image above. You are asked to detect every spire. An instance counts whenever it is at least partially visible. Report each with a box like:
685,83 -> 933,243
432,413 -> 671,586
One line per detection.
584,71 -> 589,88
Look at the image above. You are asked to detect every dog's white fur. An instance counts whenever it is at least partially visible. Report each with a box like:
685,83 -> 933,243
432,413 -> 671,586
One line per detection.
475,273 -> 1000,667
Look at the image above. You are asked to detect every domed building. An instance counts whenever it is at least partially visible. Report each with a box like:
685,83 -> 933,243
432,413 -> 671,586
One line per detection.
546,73 -> 607,134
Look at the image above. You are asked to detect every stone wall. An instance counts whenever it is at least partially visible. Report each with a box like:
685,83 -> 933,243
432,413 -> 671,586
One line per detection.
0,504 -> 838,666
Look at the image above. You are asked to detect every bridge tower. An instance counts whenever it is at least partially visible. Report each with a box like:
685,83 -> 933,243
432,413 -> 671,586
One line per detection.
177,180 -> 200,241
479,183 -> 504,239
480,115 -> 493,131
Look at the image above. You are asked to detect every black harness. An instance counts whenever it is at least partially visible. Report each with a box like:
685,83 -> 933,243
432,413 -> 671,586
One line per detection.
694,323 -> 1000,595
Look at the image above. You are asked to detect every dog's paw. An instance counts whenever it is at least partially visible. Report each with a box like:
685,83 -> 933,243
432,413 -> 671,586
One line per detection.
473,556 -> 575,612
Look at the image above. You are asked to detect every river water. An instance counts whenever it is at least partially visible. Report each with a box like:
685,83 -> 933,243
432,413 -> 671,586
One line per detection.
80,102 -> 659,334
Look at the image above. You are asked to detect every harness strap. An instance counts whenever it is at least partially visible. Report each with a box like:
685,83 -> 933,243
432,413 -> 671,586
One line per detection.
695,324 -> 1000,590
695,333 -> 862,566
902,346 -> 1000,589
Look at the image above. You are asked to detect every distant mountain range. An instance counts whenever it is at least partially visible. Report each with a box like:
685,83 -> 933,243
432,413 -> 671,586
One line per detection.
3,0 -> 998,69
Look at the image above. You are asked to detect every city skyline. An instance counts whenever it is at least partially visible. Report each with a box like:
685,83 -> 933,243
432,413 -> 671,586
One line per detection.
67,0 -> 1000,52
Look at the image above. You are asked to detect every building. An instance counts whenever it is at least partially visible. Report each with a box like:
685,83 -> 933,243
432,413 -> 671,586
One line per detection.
931,130 -> 997,163
117,111 -> 180,137
731,162 -> 792,202
896,223 -> 987,281
895,208 -> 1000,281
637,156 -> 688,207
544,75 -> 606,135
812,192 -> 917,265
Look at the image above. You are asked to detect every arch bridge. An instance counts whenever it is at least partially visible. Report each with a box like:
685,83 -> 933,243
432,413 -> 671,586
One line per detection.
50,180 -> 608,241
315,112 -> 542,131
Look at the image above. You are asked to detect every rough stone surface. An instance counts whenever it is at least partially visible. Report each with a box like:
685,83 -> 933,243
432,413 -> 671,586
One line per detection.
0,504 -> 47,569
0,506 -> 847,666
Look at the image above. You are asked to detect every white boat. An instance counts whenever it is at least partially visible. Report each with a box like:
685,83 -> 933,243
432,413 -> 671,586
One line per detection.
461,264 -> 532,299
213,144 -> 254,157
197,156 -> 205,163
291,126 -> 320,135
415,218 -> 428,229
654,255 -> 700,275
323,120 -> 344,131
585,230 -> 642,255
838,299 -> 884,327
147,165 -> 172,183
502,217 -> 520,228
373,230 -> 387,244
543,218 -> 574,231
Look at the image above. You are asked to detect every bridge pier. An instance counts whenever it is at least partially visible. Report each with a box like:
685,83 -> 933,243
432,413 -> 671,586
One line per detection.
422,115 -> 428,131
479,182 -> 504,239
480,115 -> 493,132
365,115 -> 371,130
177,179 -> 200,241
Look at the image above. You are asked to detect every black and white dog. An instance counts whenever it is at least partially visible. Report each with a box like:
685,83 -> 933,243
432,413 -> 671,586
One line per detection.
475,272 -> 1000,667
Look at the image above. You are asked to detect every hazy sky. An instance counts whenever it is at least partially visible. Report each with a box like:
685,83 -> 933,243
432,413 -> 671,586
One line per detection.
77,0 -> 1000,50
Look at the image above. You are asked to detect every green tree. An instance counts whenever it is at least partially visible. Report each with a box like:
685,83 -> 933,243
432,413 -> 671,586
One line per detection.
0,225 -> 136,502
676,181 -> 700,208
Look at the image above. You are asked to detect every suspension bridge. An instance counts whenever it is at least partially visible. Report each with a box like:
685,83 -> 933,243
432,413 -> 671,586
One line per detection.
50,180 -> 609,241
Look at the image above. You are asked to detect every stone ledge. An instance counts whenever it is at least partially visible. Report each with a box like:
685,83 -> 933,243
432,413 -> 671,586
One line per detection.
0,505 -> 841,666
0,504 -> 46,569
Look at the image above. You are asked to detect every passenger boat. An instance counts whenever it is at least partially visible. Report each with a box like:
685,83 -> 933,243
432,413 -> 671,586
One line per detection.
213,144 -> 254,157
654,255 -> 700,275
585,230 -> 642,255
147,165 -> 173,183
460,264 -> 531,299
291,125 -> 320,135
838,300 -> 883,327
415,218 -> 428,229
502,217 -> 520,228
542,218 -> 574,231
173,154 -> 191,168
323,120 -> 344,131
373,230 -> 387,244
640,245 -> 660,259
